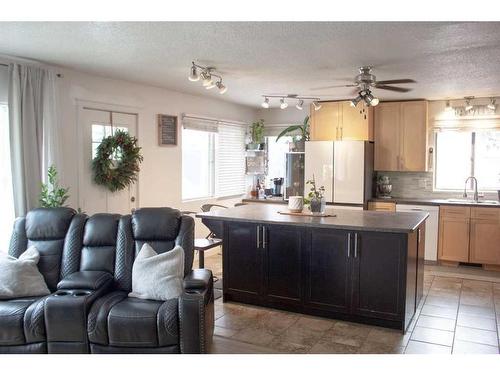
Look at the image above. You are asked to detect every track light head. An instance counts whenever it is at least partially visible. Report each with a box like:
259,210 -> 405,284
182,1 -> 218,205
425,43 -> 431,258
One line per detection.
464,97 -> 474,111
188,64 -> 199,82
280,98 -> 288,109
312,101 -> 322,111
216,80 -> 227,94
445,100 -> 454,112
363,91 -> 379,106
296,99 -> 304,110
487,98 -> 496,111
350,95 -> 363,108
261,97 -> 270,108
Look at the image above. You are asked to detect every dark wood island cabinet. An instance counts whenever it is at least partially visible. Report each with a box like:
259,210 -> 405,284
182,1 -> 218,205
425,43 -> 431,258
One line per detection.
198,205 -> 427,332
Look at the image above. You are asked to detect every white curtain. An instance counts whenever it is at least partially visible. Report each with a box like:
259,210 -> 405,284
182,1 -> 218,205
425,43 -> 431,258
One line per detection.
8,63 -> 61,216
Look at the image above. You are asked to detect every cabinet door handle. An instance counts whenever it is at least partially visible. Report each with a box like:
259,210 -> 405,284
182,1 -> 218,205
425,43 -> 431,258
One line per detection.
347,232 -> 351,258
336,127 -> 339,140
354,233 -> 359,258
256,226 -> 261,248
340,127 -> 343,140
262,226 -> 267,249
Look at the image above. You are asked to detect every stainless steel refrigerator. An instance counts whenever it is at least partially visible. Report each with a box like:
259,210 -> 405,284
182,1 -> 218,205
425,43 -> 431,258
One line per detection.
284,152 -> 305,199
304,140 -> 374,206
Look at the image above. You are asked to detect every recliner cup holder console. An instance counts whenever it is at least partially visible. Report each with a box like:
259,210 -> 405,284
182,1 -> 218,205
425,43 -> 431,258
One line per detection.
54,290 -> 92,297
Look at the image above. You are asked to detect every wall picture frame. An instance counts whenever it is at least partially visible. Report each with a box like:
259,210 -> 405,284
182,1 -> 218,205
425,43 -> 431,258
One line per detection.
157,114 -> 178,146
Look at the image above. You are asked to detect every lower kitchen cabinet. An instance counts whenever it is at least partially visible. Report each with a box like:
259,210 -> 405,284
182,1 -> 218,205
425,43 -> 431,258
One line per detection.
305,229 -> 351,313
438,205 -> 500,266
469,207 -> 500,265
438,205 -> 470,262
224,221 -> 262,298
223,221 -> 420,331
263,224 -> 304,305
351,231 -> 407,321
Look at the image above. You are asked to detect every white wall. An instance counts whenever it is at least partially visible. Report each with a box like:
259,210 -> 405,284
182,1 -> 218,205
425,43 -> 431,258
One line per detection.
256,107 -> 309,125
55,68 -> 257,236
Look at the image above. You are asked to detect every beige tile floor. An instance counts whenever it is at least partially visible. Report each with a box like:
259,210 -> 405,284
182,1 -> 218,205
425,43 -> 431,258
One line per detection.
198,249 -> 500,354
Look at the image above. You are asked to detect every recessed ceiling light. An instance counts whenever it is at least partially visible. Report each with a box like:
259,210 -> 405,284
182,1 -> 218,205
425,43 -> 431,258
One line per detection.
261,97 -> 270,108
280,98 -> 288,109
296,100 -> 304,110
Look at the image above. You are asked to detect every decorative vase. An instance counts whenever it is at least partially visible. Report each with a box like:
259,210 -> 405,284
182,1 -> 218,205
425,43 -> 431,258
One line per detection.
288,196 -> 304,213
310,197 -> 326,214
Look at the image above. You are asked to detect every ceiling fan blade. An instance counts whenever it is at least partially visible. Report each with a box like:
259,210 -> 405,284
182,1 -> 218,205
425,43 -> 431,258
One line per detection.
375,85 -> 412,93
375,79 -> 416,85
310,84 -> 358,91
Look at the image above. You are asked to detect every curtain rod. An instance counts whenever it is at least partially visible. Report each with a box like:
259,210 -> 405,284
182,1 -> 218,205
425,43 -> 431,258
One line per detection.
0,62 -> 62,77
182,113 -> 247,126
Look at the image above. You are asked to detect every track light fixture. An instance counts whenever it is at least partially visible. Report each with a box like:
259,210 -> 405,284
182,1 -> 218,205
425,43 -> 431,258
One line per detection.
188,61 -> 227,94
280,98 -> 288,109
260,94 -> 321,110
487,98 -> 496,111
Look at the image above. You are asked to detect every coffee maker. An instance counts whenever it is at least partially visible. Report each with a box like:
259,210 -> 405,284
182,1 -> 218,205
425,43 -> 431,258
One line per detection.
272,178 -> 284,197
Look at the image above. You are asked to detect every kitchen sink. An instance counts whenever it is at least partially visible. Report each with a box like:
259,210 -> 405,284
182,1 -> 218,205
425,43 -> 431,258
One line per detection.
446,198 -> 500,205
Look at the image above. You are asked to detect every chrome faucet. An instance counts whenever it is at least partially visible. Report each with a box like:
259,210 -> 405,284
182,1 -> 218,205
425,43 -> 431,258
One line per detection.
463,176 -> 479,202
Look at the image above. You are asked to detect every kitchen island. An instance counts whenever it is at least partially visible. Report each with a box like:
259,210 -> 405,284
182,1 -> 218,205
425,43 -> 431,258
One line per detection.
197,204 -> 428,332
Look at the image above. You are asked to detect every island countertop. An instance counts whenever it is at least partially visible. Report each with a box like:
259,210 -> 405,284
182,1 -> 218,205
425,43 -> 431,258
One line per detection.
196,204 -> 428,233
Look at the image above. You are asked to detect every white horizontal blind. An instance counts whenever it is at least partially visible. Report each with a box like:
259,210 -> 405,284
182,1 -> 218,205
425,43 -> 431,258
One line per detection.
216,123 -> 246,198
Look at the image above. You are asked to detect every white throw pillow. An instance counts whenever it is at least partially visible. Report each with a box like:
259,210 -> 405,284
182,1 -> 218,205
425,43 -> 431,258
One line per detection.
0,247 -> 50,299
129,243 -> 185,301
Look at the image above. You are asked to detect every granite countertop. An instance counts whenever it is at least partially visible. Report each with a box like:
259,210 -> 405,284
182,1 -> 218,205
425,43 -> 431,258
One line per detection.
370,197 -> 500,208
196,204 -> 428,234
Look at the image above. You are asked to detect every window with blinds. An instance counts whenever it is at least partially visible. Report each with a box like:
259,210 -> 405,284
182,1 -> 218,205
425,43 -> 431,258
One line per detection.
182,115 -> 246,200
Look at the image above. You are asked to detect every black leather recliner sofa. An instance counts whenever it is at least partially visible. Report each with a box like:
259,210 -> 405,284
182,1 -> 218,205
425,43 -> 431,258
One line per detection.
0,207 -> 214,354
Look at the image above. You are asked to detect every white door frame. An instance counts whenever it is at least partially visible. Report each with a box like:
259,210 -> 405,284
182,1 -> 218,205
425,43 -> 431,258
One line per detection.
75,99 -> 141,213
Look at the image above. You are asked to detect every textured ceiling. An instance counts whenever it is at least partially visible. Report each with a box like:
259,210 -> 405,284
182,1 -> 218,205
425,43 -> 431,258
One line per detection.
1,22 -> 499,108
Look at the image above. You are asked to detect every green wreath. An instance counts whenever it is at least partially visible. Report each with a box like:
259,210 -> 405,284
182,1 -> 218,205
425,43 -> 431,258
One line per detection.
92,130 -> 143,192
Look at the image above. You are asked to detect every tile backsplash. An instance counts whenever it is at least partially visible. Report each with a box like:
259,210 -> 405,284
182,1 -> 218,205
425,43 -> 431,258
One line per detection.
374,171 -> 498,200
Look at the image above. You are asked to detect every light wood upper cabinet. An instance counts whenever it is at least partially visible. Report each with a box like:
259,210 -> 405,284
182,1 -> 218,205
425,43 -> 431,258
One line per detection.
340,102 -> 374,141
470,207 -> 500,265
374,102 -> 400,171
309,102 -> 340,141
374,100 -> 428,172
309,101 -> 373,141
438,205 -> 470,263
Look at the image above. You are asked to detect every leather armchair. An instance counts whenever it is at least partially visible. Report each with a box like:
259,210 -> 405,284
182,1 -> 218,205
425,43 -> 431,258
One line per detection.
0,208 -> 78,354
87,208 -> 214,354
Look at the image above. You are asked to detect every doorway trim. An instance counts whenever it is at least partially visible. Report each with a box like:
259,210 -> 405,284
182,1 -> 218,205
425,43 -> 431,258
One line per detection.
75,99 -> 140,213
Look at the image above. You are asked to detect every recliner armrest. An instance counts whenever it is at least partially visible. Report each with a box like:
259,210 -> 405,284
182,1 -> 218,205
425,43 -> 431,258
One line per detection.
183,269 -> 212,291
57,271 -> 113,291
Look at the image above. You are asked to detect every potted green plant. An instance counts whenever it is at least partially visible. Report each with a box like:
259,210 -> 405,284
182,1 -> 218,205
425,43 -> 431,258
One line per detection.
304,174 -> 326,214
248,119 -> 265,150
275,116 -> 309,152
39,165 -> 70,208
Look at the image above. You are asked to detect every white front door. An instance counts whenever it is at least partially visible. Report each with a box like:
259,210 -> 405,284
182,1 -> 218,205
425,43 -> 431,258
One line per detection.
78,107 -> 138,215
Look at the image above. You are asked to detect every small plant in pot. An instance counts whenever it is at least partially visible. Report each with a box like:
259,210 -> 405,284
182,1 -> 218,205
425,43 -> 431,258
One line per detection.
248,119 -> 265,150
304,175 -> 326,214
275,115 -> 310,152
